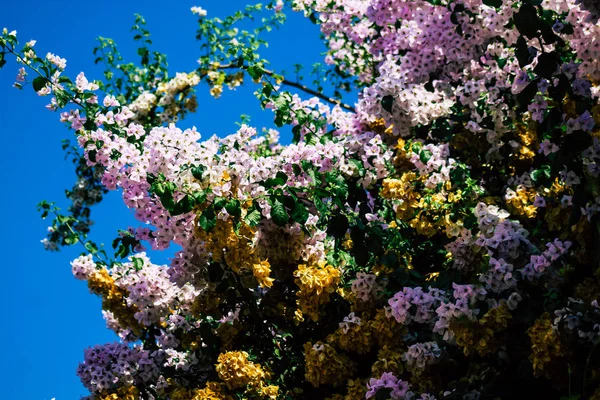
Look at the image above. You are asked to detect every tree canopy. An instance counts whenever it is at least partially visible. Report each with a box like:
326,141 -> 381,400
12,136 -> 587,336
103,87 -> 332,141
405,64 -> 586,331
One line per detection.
2,0 -> 600,399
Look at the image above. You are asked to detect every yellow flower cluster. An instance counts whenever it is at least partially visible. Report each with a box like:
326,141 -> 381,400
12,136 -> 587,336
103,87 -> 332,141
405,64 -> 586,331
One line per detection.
294,261 -> 341,322
253,259 -> 274,288
326,378 -> 368,400
575,274 -> 600,303
216,321 -> 241,351
154,71 -> 201,121
381,174 -> 466,238
368,308 -> 405,347
96,386 -> 139,400
450,304 -> 512,357
371,345 -> 404,377
191,288 -> 222,315
191,382 -> 233,400
528,313 -> 564,377
505,186 -> 538,219
571,218 -> 594,263
87,269 -> 143,336
327,321 -> 372,354
197,218 -> 274,288
303,341 -> 355,387
204,68 -> 244,98
508,121 -> 538,168
368,118 -> 395,136
381,173 -> 420,221
215,351 -> 276,397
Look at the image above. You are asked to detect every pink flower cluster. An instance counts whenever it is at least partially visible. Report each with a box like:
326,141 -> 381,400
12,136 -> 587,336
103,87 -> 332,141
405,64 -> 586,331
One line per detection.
403,341 -> 441,372
386,287 -> 446,325
76,343 -> 159,393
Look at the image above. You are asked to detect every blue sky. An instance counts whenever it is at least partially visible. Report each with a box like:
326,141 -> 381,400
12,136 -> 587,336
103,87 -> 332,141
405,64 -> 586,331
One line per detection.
0,1 -> 332,398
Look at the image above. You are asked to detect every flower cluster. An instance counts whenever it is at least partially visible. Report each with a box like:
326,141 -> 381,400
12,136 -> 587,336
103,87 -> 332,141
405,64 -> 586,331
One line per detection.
3,0 -> 600,397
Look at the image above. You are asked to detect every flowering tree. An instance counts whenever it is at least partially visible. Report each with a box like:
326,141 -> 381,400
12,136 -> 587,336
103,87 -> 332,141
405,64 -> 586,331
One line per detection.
2,0 -> 600,398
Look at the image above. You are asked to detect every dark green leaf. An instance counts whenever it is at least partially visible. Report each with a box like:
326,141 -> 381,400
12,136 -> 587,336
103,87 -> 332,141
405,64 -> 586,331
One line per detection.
291,201 -> 309,224
199,207 -> 217,232
270,198 -> 289,226
381,95 -> 394,113
533,52 -> 559,79
516,80 -> 539,111
420,149 -> 433,164
515,36 -> 531,68
244,209 -> 262,227
192,165 -> 206,180
32,76 -> 47,92
483,0 -> 502,8
213,197 -> 227,210
133,257 -> 144,271
225,199 -> 242,218
514,5 -> 540,38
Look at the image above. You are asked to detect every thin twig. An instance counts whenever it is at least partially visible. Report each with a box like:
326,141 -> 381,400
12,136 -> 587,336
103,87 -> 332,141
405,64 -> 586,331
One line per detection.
207,63 -> 356,112
262,67 -> 356,113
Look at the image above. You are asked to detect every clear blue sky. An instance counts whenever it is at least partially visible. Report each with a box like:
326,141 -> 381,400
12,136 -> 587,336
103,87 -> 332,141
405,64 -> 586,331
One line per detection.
0,1 -> 330,398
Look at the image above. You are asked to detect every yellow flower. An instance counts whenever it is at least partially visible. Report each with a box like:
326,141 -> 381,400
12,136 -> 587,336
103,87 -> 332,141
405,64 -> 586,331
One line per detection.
87,269 -> 143,336
294,261 -> 341,321
528,313 -> 564,377
327,320 -> 372,354
505,186 -> 538,219
371,346 -> 404,377
381,173 -> 421,221
259,384 -> 280,399
192,382 -> 233,400
97,386 -> 139,400
303,341 -> 355,387
450,304 -> 512,357
216,351 -> 267,390
253,259 -> 274,288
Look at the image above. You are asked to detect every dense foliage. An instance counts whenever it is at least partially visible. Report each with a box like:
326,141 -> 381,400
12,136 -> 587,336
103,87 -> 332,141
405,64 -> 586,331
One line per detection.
2,0 -> 600,398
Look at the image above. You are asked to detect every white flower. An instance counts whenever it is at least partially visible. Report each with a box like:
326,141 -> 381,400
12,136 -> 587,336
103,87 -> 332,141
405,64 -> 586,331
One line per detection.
191,6 -> 207,17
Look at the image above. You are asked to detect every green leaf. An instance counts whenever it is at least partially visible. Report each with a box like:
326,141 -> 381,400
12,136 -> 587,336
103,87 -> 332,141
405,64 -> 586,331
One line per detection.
244,209 -> 262,227
515,36 -> 531,68
531,165 -> 551,182
247,64 -> 264,80
533,52 -> 559,79
225,199 -> 242,218
514,5 -> 540,38
263,172 -> 288,189
192,165 -> 206,180
516,80 -> 539,111
199,207 -> 217,232
64,234 -> 79,245
270,198 -> 289,226
213,197 -> 227,210
55,89 -> 70,108
193,190 -> 207,205
560,22 -> 574,35
292,164 -> 302,176
171,194 -> 196,216
381,95 -> 394,113
420,149 -> 433,164
291,201 -> 309,224
84,241 -> 99,254
483,0 -> 502,7
276,171 -> 288,183
133,257 -> 144,271
32,76 -> 47,92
